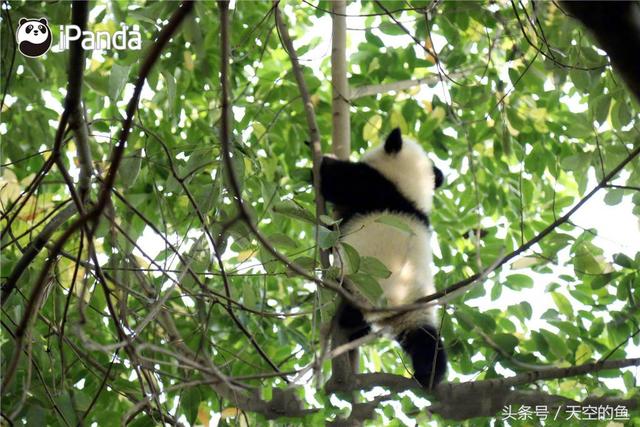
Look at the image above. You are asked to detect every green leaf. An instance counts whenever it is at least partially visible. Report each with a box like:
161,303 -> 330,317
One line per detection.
25,404 -> 45,426
319,214 -> 340,225
269,233 -> 298,249
505,274 -> 534,289
318,225 -> 339,250
590,273 -> 613,289
272,201 -> 315,224
325,266 -> 341,281
610,100 -> 632,129
347,273 -> 384,304
374,214 -> 415,235
570,69 -> 590,92
108,64 -> 130,102
623,371 -> 636,391
613,253 -> 633,268
551,292 -> 573,318
253,122 -> 266,140
341,242 -> 360,274
493,333 -> 518,355
363,114 -> 382,142
293,256 -> 317,271
603,189 -> 624,206
162,71 -> 176,113
364,31 -> 384,47
561,152 -> 591,171
490,282 -> 502,301
261,384 -> 273,401
540,329 -> 568,360
575,342 -> 592,363
379,21 -> 406,36
182,387 -> 201,425
616,101 -> 632,127
573,241 -> 609,275
592,93 -> 611,124
519,302 -> 533,319
508,68 -> 520,86
242,283 -> 256,308
119,150 -> 142,188
589,318 -> 604,337
359,256 -> 391,278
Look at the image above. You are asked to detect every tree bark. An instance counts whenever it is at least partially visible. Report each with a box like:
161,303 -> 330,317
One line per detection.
331,0 -> 350,159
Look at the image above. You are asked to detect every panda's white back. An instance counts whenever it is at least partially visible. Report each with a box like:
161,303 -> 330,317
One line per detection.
338,211 -> 436,324
336,136 -> 439,326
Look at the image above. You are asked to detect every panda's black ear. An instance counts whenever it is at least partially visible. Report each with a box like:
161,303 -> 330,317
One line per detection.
433,165 -> 444,189
39,18 -> 48,25
384,128 -> 402,154
19,18 -> 27,26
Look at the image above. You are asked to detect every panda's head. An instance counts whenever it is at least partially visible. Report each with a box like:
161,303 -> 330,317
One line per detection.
361,128 -> 443,214
16,18 -> 52,58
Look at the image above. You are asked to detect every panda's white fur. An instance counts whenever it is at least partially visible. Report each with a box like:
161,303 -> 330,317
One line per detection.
339,138 -> 438,329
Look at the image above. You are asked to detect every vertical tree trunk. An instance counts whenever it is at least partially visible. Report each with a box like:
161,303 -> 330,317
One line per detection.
329,0 -> 358,389
331,0 -> 350,160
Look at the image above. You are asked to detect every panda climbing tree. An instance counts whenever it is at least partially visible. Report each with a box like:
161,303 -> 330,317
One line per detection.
320,128 -> 447,388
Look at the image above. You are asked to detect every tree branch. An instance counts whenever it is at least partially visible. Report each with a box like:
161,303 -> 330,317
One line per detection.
351,77 -> 441,100
1,203 -> 76,305
328,358 -> 640,394
328,357 -> 640,421
64,1 -> 93,202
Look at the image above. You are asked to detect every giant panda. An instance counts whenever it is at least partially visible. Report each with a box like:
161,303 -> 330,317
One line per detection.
320,127 -> 447,387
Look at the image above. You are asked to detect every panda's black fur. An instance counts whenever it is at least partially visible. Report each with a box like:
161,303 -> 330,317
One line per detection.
320,128 -> 447,387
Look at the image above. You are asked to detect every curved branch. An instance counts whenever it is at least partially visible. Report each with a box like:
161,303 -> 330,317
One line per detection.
350,77 -> 437,100
350,77 -> 446,100
1,203 -> 76,305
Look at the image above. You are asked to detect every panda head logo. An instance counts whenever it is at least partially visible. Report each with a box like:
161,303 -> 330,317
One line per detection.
16,18 -> 52,58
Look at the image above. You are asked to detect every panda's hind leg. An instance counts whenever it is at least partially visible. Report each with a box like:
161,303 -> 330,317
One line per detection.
336,301 -> 371,341
334,301 -> 371,373
398,324 -> 447,388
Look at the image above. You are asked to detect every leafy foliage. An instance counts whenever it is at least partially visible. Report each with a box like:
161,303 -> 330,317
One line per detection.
1,1 -> 639,425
